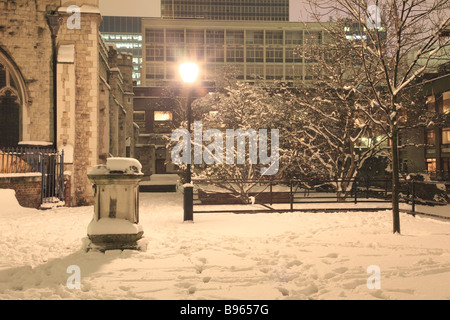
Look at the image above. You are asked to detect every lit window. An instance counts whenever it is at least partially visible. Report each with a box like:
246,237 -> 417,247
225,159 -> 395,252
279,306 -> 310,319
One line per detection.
154,111 -> 173,121
442,128 -> 450,144
426,158 -> 436,172
444,92 -> 450,114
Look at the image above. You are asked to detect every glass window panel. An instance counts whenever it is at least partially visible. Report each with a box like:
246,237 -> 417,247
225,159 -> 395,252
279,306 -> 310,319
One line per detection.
226,30 -> 244,44
166,29 -> 185,43
145,46 -> 164,61
426,158 -> 437,172
154,111 -> 173,121
266,31 -> 283,45
442,128 -> 450,144
246,30 -> 264,45
266,48 -> 283,63
206,30 -> 225,44
145,29 -> 164,43
186,30 -> 204,44
285,31 -> 302,45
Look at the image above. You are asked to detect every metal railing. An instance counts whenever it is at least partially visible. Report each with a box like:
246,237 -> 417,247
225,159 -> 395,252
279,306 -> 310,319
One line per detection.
189,178 -> 448,215
0,147 -> 65,204
0,147 -> 45,173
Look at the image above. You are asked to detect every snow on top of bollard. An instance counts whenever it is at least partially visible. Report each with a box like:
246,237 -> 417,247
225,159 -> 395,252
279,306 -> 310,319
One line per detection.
88,165 -> 110,175
107,158 -> 143,174
88,158 -> 143,175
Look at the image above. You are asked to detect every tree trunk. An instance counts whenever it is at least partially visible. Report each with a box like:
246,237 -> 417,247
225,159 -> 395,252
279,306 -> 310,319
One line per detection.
391,121 -> 401,234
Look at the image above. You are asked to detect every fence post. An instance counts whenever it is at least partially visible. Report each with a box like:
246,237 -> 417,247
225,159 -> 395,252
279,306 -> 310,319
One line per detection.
406,181 -> 410,205
60,150 -> 65,201
183,184 -> 194,222
354,178 -> 358,204
270,179 -> 273,206
366,178 -> 369,199
41,152 -> 45,204
385,179 -> 388,200
411,180 -> 416,213
290,180 -> 293,212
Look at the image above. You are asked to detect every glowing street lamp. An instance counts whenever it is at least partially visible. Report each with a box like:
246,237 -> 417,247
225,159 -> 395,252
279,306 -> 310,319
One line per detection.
179,62 -> 199,84
179,62 -> 199,223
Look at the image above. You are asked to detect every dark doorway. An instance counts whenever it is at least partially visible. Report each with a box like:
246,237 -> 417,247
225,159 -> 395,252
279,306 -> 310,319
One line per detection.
155,159 -> 166,174
155,147 -> 167,174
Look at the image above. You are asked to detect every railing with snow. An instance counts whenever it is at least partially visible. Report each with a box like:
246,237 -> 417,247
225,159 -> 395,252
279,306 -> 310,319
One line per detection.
189,178 -> 449,216
0,147 -> 65,205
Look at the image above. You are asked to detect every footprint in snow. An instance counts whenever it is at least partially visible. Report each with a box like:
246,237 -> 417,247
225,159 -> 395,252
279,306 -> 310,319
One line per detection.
202,276 -> 211,283
277,287 -> 289,296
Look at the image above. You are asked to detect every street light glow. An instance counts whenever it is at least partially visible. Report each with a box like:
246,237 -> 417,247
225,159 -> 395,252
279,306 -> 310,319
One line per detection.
179,62 -> 199,83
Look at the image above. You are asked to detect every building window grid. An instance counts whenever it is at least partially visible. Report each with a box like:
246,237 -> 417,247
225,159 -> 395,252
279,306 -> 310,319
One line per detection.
161,0 -> 289,21
145,25 -> 318,84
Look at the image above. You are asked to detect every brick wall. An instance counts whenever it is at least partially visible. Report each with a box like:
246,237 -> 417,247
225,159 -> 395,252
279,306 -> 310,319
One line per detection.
0,174 -> 42,209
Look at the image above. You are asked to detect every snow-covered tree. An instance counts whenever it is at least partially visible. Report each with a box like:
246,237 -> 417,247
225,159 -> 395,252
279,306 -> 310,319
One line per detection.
305,0 -> 450,233
183,78 -> 284,203
271,25 -> 392,200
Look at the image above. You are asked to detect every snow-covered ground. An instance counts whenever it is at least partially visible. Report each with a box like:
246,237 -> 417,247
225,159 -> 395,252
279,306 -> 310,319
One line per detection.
0,189 -> 449,300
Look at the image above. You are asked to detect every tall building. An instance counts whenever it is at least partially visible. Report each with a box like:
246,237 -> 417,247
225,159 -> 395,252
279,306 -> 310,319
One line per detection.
422,63 -> 450,179
100,16 -> 143,85
135,19 -> 328,176
142,19 -> 327,87
161,0 -> 289,21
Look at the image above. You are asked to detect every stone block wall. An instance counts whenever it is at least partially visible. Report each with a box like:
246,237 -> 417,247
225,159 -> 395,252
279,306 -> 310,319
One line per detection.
0,0 -> 57,143
56,4 -> 101,206
1,0 -> 135,207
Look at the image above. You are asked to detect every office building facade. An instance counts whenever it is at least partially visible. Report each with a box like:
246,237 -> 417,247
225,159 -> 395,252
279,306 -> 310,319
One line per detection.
161,0 -> 289,21
142,19 -> 328,87
100,16 -> 143,85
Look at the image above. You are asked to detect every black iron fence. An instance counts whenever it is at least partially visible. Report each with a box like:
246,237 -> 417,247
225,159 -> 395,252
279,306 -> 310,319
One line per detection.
424,171 -> 450,182
189,178 -> 449,215
0,147 -> 65,204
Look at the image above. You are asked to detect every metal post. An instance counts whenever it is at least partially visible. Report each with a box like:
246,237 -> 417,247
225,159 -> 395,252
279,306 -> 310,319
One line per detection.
40,152 -> 45,204
186,87 -> 193,185
354,178 -> 358,204
385,179 -> 388,200
270,179 -> 273,206
184,86 -> 194,223
290,180 -> 293,212
184,185 -> 194,222
60,150 -> 65,201
366,178 -> 369,199
411,180 -> 416,213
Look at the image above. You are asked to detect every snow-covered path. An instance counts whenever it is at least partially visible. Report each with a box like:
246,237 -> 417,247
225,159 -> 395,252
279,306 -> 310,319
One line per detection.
0,190 -> 449,300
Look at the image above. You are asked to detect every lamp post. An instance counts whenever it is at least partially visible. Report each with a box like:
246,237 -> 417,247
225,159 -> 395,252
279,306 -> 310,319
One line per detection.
179,62 -> 199,222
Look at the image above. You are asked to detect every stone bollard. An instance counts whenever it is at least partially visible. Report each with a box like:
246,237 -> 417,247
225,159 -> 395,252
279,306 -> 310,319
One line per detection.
86,158 -> 146,252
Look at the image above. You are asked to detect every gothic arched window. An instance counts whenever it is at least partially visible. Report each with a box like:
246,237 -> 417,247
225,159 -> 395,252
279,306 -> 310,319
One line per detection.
0,52 -> 26,148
